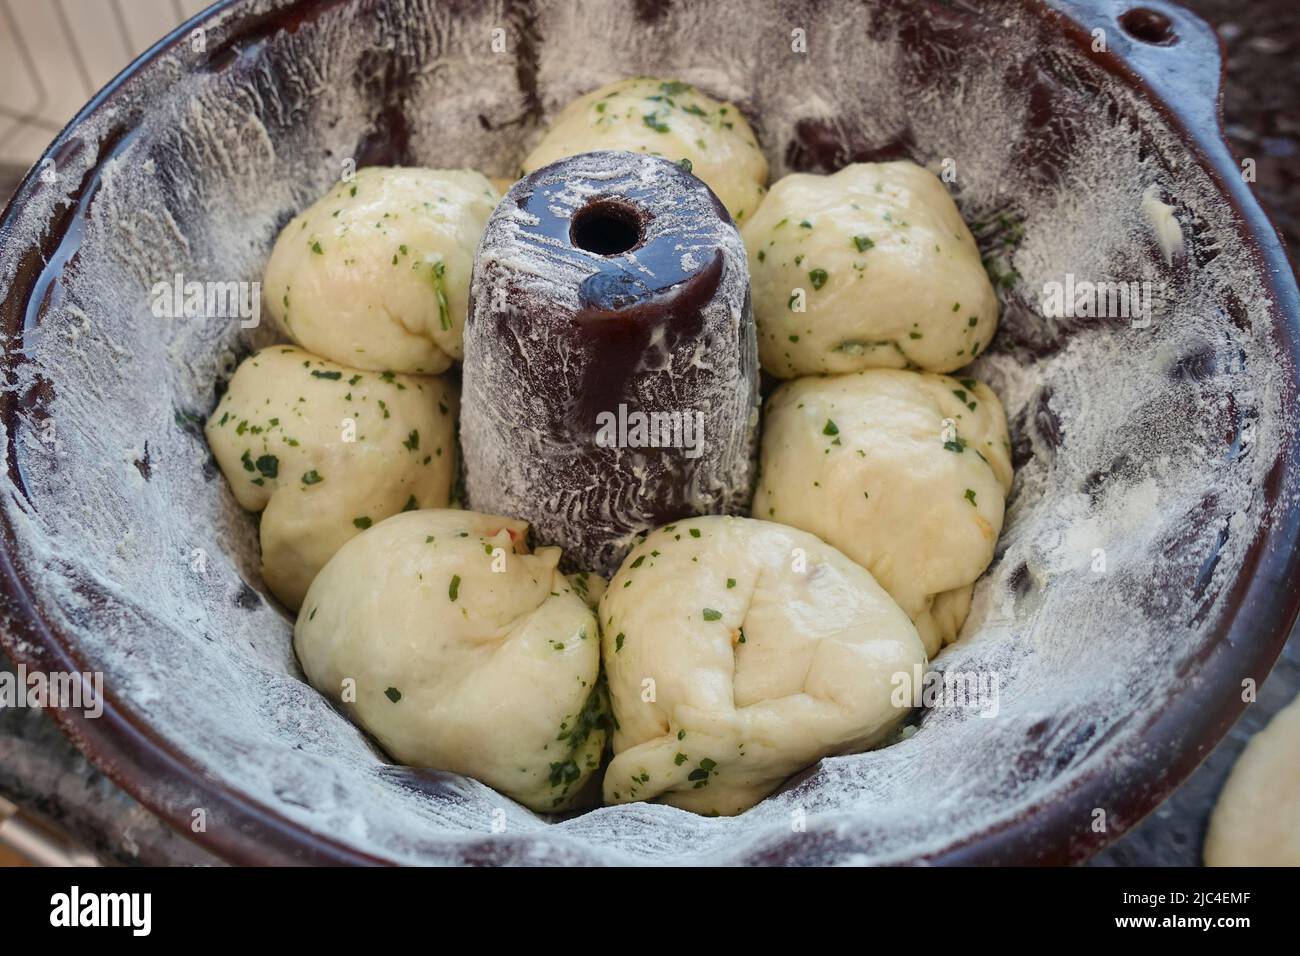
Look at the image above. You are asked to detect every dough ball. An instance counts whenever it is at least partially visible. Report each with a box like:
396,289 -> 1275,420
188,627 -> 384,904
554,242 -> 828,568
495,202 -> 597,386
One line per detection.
263,166 -> 499,373
522,77 -> 768,223
742,161 -> 998,377
1205,693 -> 1300,866
205,346 -> 457,609
754,370 -> 1012,656
294,510 -> 609,813
599,515 -> 925,816
567,570 -> 607,610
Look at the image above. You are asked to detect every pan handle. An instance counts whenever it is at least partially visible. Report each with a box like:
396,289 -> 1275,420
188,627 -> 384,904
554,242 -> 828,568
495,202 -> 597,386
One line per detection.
1048,0 -> 1229,155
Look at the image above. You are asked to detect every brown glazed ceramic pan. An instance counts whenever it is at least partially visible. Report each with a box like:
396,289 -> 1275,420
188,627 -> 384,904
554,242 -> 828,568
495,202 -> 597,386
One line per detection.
0,0 -> 1297,865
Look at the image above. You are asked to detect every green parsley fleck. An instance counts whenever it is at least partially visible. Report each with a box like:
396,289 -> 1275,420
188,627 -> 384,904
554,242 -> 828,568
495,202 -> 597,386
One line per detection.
431,261 -> 451,331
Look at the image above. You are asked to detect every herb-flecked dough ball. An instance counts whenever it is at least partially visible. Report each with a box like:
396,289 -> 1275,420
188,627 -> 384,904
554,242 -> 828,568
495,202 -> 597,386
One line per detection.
205,346 -> 457,609
742,161 -> 998,377
522,77 -> 768,223
294,510 -> 610,813
754,369 -> 1012,655
263,166 -> 499,374
599,515 -> 925,816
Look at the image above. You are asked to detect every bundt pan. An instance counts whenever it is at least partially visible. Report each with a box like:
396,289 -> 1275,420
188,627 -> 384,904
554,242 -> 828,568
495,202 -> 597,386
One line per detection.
0,0 -> 1297,865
